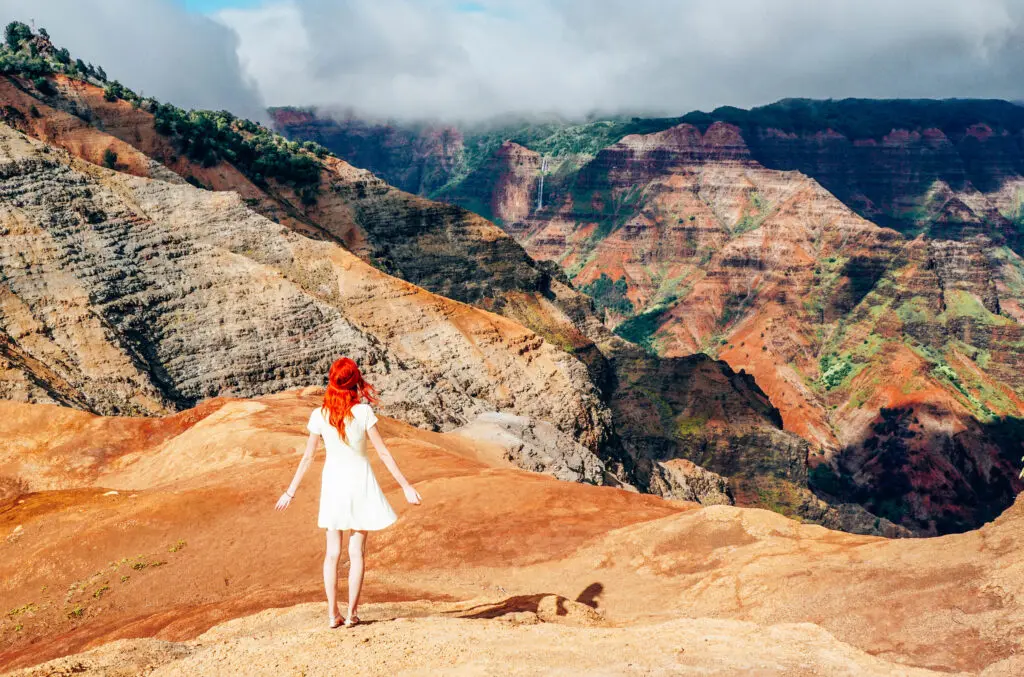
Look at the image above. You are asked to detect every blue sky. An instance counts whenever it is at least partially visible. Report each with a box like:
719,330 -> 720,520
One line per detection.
181,0 -> 261,13
181,0 -> 491,13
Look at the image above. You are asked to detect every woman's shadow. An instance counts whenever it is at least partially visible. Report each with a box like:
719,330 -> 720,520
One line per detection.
575,582 -> 603,609
457,582 -> 605,619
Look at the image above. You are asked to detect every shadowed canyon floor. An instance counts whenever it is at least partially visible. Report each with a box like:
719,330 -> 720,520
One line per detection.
3,391 -> 1024,675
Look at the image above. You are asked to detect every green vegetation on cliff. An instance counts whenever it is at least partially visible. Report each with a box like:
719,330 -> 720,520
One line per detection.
1,23 -> 330,202
819,352 -> 854,391
679,97 -> 1024,140
614,304 -> 672,353
153,105 -> 325,202
582,273 -> 634,316
0,21 -> 105,86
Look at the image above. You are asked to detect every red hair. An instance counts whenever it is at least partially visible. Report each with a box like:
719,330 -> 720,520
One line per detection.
322,357 -> 377,441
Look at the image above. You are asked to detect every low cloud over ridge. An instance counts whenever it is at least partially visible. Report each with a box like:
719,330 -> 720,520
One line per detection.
219,0 -> 1024,121
3,1 -> 1024,123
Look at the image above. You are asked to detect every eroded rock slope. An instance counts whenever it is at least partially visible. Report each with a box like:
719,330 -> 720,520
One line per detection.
0,125 -> 609,483
2,392 -> 1023,674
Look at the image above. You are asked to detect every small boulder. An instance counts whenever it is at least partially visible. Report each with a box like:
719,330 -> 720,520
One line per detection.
653,459 -> 733,506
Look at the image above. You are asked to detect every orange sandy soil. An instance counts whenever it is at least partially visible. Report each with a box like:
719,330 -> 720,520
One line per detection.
2,391 -> 1024,675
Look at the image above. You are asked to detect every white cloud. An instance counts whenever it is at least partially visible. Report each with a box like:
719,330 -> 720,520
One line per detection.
0,0 -> 266,120
4,0 -> 1023,123
218,0 -> 1024,121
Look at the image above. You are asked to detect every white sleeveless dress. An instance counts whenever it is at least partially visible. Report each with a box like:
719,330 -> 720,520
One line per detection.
307,404 -> 398,531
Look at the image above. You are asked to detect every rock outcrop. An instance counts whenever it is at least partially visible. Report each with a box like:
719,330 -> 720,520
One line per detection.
651,458 -> 733,505
452,411 -> 606,485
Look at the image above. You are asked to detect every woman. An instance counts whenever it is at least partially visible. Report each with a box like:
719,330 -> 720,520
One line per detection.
275,357 -> 422,628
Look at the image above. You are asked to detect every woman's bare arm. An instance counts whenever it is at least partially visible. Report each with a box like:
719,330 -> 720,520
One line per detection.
275,432 -> 319,510
368,426 -> 422,505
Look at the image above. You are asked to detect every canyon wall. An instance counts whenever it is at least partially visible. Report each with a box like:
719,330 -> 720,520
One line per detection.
0,63 -> 828,525
388,111 -> 1024,534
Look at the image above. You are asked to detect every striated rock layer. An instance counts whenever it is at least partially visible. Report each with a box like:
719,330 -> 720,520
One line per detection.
0,67 -> 831,524
0,124 -> 610,483
451,118 -> 1024,534
2,393 -> 1024,673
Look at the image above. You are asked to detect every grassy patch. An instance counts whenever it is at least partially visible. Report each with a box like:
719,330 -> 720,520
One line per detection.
676,415 -> 709,437
614,305 -> 671,353
581,273 -> 634,315
732,190 -> 770,235
894,297 -> 932,326
819,352 -> 854,391
940,290 -> 1014,326
7,603 -> 37,618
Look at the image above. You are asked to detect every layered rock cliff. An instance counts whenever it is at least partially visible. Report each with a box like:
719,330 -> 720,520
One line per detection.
0,126 -> 611,474
0,30 -> 828,526
423,115 -> 1024,534
702,98 -> 1024,240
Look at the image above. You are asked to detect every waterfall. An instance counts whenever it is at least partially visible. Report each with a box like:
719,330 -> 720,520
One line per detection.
536,156 -> 550,212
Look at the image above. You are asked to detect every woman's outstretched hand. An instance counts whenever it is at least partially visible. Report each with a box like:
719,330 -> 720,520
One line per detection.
275,492 -> 293,511
403,485 -> 422,505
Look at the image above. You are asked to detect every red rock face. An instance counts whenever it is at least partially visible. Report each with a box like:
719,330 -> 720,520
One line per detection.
483,120 -> 1024,534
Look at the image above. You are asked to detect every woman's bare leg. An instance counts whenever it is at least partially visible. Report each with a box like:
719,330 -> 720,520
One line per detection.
323,529 -> 342,621
347,530 -> 367,620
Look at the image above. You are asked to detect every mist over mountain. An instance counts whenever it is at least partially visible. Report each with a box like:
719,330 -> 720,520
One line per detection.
4,0 -> 1024,123
221,0 -> 1024,120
